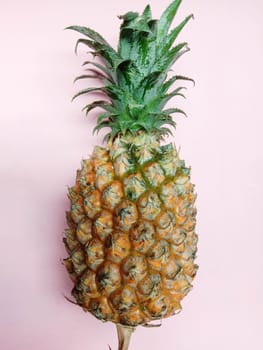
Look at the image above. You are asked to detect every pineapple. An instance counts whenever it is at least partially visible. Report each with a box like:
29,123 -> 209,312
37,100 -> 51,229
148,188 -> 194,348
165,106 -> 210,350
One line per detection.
63,0 -> 198,348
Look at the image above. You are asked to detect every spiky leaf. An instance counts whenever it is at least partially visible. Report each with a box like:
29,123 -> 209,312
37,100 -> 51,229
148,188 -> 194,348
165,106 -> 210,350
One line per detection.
67,0 -> 194,140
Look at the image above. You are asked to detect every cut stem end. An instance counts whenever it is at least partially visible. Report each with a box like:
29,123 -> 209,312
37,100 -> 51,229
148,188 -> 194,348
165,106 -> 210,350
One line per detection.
116,324 -> 135,350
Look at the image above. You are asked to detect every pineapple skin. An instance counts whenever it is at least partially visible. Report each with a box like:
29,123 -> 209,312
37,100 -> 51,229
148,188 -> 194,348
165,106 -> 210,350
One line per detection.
64,132 -> 198,327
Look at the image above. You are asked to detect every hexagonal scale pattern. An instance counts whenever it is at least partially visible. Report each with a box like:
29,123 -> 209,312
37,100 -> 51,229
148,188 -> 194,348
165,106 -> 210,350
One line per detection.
63,136 -> 198,326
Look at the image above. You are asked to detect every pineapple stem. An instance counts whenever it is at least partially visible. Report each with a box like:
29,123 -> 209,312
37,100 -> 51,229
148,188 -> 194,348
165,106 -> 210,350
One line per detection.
116,324 -> 135,350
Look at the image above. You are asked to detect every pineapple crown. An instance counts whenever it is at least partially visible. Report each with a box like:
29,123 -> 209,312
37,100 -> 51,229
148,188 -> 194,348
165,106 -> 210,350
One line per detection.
67,0 -> 194,141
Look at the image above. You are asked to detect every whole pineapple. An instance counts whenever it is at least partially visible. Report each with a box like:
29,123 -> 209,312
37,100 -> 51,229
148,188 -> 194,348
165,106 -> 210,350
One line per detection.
64,0 -> 198,348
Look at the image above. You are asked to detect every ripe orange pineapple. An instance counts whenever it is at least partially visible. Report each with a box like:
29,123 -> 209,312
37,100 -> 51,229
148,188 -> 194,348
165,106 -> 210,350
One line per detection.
63,0 -> 198,348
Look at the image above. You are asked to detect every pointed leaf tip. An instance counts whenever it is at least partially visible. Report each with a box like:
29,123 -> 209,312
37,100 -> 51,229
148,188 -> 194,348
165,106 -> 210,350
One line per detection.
164,14 -> 194,51
142,4 -> 152,21
157,0 -> 182,44
65,25 -> 110,46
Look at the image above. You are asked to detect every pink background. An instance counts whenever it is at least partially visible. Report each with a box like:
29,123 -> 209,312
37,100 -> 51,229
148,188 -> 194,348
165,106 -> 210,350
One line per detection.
1,0 -> 263,349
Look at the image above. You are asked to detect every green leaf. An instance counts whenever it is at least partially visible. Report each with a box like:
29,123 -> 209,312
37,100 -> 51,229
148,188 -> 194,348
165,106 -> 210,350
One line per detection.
142,4 -> 152,22
66,25 -> 111,46
170,41 -> 190,58
155,42 -> 189,71
71,87 -> 104,101
97,112 -> 112,124
74,38 -> 95,54
118,32 -> 132,60
141,71 -> 166,90
108,126 -> 120,140
118,9 -> 155,74
160,127 -> 173,135
82,61 -> 116,82
73,74 -> 98,83
163,107 -> 187,117
161,75 -> 194,94
103,84 -> 121,99
138,71 -> 166,102
169,86 -> 187,98
161,89 -> 185,106
161,76 -> 178,93
84,68 -> 112,82
157,0 -> 182,46
74,38 -> 123,70
67,0 -> 194,139
93,121 -> 112,134
128,102 -> 145,119
164,15 -> 194,51
163,108 -> 182,114
121,20 -> 152,34
119,12 -> 139,22
172,75 -> 195,86
117,59 -> 141,89
132,121 -> 152,132
83,103 -> 117,120
81,101 -> 111,115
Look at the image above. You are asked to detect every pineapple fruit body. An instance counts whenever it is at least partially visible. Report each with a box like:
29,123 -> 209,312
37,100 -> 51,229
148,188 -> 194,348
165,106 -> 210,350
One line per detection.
64,0 -> 198,337
64,133 -> 198,326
